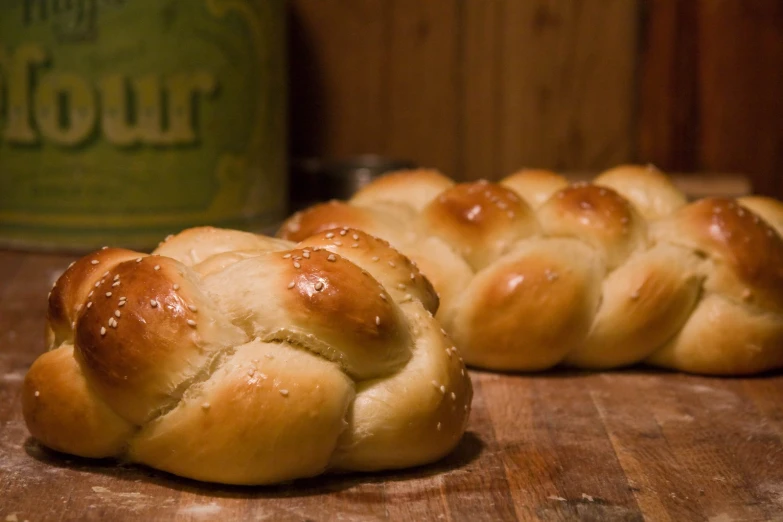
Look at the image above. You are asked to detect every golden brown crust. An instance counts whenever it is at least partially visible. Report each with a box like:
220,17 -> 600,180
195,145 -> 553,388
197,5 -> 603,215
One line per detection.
75,255 -> 245,424
453,239 -> 602,371
655,198 -> 783,312
277,200 -> 414,247
47,248 -> 141,349
154,226 -> 293,265
22,344 -> 135,458
593,164 -> 687,220
350,168 -> 455,211
273,164 -> 783,376
297,228 -> 439,314
537,184 -> 647,269
421,181 -> 539,270
27,232 -> 472,484
500,168 -> 569,208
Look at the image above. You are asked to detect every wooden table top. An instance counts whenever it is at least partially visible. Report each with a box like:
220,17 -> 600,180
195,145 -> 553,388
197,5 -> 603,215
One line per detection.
2,248 -> 783,521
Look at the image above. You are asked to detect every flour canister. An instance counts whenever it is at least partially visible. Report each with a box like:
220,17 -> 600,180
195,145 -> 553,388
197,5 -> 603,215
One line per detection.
0,0 -> 287,252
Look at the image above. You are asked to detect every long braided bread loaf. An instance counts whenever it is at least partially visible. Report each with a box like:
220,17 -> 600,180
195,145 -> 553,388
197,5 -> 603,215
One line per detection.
24,227 -> 471,485
279,165 -> 783,375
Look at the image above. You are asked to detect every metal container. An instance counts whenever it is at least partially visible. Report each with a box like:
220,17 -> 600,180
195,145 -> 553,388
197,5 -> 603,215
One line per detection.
289,155 -> 416,211
0,0 -> 287,252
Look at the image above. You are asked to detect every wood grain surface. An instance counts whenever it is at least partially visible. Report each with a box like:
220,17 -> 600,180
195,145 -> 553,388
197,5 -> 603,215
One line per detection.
288,0 -> 639,181
638,0 -> 783,199
2,244 -> 783,521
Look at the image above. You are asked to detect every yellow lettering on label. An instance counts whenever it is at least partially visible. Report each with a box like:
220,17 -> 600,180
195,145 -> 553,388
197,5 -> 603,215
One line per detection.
1,43 -> 47,144
34,72 -> 97,146
100,72 -> 216,146
164,72 -> 217,144
99,74 -> 143,146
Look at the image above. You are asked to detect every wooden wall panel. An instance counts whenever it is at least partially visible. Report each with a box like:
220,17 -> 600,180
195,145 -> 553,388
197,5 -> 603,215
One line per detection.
384,0 -> 461,177
289,0 -> 640,181
288,0 -> 388,158
491,0 -> 639,178
639,0 -> 783,197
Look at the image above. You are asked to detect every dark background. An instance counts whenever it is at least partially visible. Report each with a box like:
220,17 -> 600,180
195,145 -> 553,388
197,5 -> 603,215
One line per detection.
287,0 -> 783,197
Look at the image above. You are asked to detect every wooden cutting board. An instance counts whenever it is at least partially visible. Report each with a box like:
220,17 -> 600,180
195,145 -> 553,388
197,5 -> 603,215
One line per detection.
2,246 -> 783,521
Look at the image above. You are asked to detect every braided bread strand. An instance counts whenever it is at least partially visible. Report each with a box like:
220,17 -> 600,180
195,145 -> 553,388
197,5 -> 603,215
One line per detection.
24,228 -> 472,485
279,165 -> 783,375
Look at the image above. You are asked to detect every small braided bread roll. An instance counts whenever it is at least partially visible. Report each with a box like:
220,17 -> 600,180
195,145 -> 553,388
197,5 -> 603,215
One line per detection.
279,165 -> 783,375
24,228 -> 472,485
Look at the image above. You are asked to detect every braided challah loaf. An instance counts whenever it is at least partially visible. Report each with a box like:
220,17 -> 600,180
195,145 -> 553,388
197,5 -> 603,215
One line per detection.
24,227 -> 472,485
278,165 -> 783,375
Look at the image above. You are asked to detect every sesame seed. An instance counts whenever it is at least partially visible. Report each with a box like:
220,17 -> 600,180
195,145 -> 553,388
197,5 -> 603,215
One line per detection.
264,354 -> 274,359
375,316 -> 381,326
90,260 -> 99,265
397,284 -> 406,290
112,281 -> 120,287
451,392 -> 456,401
315,281 -> 324,291
437,422 -> 442,431
410,273 -> 415,280
283,253 -> 292,259
173,284 -> 180,290
461,368 -> 465,376
202,402 -> 210,410
327,254 -> 336,262
446,348 -> 452,358
464,404 -> 468,411
352,234 -> 360,240
372,256 -> 379,262
88,290 -> 94,297
334,240 -> 342,246
287,281 -> 295,289
100,327 -> 106,336
150,299 -> 158,307
105,292 -> 112,297
432,380 -> 439,388
402,294 -> 412,302
103,271 -> 110,277
136,257 -> 142,263
325,232 -> 334,239
188,304 -> 198,312
339,229 -> 347,236
351,243 -> 359,248
34,391 -> 40,397
380,293 -> 387,301
247,369 -> 255,377
630,291 -> 640,300
439,385 -> 446,394
280,389 -> 289,397
118,301 -> 125,307
71,321 -> 76,329
293,261 -> 301,269
154,265 -> 160,271
113,274 -> 120,281
109,318 -> 118,328
94,281 -> 101,288
303,251 -> 310,258
388,261 -> 396,268
87,302 -> 92,309
114,310 -> 121,318
187,319 -> 197,327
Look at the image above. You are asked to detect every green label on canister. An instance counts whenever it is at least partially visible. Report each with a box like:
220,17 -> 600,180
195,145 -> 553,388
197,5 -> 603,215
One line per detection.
0,0 -> 287,252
